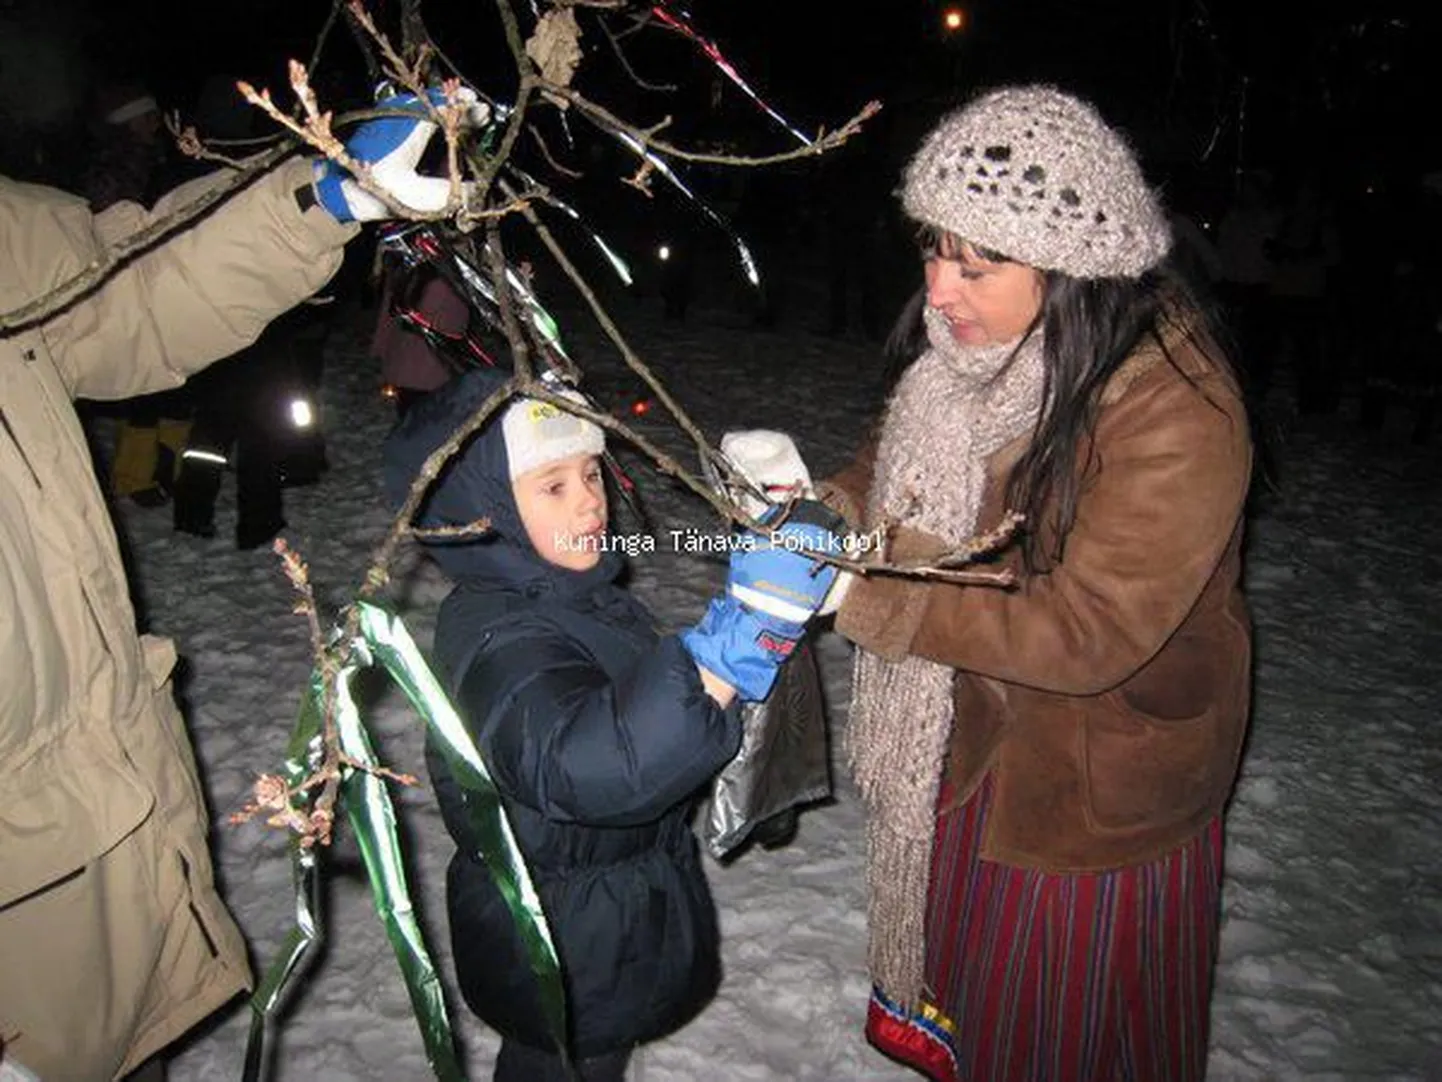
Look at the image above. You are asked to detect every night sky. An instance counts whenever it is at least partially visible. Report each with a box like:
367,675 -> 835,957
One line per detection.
4,0 -> 1434,208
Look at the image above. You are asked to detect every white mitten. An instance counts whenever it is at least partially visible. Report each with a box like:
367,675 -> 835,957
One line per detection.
719,430 -> 814,516
720,430 -> 854,617
817,562 -> 854,617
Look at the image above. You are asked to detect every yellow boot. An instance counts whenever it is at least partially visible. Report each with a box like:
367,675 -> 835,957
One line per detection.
111,421 -> 163,502
155,418 -> 194,490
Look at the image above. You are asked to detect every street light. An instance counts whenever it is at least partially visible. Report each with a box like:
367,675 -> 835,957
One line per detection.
942,6 -> 966,33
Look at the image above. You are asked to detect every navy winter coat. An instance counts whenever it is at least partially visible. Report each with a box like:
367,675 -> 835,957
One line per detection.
383,371 -> 743,1057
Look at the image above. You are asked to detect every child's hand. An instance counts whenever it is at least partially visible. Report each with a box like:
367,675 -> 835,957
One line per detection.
680,500 -> 844,701
728,501 -> 843,625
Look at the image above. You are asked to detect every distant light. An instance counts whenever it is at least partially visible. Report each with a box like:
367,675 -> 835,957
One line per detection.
943,7 -> 966,32
289,397 -> 315,429
381,383 -> 399,399
657,244 -> 671,262
631,399 -> 652,417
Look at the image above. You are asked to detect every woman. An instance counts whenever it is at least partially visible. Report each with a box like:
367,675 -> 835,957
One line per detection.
823,85 -> 1253,1081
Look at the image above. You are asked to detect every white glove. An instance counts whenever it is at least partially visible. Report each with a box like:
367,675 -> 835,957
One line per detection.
817,559 -> 854,617
719,430 -> 853,616
312,87 -> 489,223
719,430 -> 815,516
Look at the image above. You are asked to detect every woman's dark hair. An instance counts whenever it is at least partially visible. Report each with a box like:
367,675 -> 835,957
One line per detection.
884,235 -> 1240,572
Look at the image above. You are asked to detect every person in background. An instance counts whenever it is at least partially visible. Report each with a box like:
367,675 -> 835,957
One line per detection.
382,369 -> 842,1081
82,79 -> 168,211
1215,169 -> 1280,397
0,88 -> 479,1082
169,296 -> 333,549
1266,172 -> 1341,414
82,78 -> 193,509
820,85 -> 1252,1082
371,264 -> 468,419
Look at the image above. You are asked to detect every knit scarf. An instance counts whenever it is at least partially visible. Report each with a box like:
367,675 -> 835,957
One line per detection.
847,306 -> 1046,1009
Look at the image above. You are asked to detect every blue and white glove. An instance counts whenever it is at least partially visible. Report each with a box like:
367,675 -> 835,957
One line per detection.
719,429 -> 856,617
681,500 -> 845,701
313,87 -> 489,224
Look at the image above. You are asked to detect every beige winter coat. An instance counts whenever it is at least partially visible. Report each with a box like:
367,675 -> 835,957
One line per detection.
0,157 -> 355,1080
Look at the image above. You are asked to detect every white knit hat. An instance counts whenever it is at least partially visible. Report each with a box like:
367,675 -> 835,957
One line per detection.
901,85 -> 1171,279
500,390 -> 605,481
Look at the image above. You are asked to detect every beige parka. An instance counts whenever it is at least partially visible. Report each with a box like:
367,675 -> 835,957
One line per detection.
0,157 -> 356,1080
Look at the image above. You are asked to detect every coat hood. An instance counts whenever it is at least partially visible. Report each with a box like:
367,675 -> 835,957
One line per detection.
381,368 -> 622,590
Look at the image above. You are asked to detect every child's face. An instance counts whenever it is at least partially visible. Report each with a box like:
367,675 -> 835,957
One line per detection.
512,453 -> 609,572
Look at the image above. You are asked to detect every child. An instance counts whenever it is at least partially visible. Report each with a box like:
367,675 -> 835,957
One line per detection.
382,368 -> 840,1081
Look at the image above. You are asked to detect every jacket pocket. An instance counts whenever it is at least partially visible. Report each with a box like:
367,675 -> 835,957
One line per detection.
1118,616 -> 1233,721
1079,705 -> 1220,834
0,724 -> 154,910
1080,609 -> 1248,835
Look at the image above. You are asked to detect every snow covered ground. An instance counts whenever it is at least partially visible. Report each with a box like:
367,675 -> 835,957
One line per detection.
103,287 -> 1441,1080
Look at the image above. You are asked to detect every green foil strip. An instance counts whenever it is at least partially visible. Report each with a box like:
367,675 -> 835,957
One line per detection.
243,670 -> 327,1082
355,600 -> 570,1059
333,649 -> 465,1081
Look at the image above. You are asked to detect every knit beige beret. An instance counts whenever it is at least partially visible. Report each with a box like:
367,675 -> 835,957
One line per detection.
901,85 -> 1171,279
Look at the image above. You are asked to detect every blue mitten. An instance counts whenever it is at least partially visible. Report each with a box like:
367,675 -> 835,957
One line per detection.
682,500 -> 845,700
313,87 -> 489,223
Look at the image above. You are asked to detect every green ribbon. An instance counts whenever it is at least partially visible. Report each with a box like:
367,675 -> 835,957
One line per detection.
334,644 -> 466,1081
242,668 -> 328,1082
355,601 -> 569,1059
242,604 -> 569,1080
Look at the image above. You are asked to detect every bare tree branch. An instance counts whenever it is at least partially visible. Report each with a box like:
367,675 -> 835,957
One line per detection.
598,12 -> 677,91
541,81 -> 883,167
0,144 -> 294,337
484,219 -> 535,383
528,124 -> 584,178
359,377 -> 520,599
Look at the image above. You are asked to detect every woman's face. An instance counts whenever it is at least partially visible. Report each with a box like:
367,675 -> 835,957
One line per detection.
924,237 -> 1045,347
512,453 -> 608,572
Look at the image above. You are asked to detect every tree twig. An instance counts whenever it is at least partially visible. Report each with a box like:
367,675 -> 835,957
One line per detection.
598,12 -> 677,91
528,123 -> 584,178
485,220 -> 535,383
359,377 -> 519,599
541,82 -> 882,167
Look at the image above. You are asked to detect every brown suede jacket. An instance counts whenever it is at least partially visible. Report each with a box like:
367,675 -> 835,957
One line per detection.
824,327 -> 1253,873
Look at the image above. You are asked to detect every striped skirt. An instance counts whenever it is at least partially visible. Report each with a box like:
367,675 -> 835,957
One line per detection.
867,774 -> 1223,1082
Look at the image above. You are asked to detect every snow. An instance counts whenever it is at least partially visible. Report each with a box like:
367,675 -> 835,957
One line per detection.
102,286 -> 1442,1080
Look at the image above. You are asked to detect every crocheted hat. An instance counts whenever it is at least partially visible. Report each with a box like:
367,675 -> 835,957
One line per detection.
901,85 -> 1171,279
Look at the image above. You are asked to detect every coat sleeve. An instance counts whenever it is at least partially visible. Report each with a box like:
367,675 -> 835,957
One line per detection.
453,620 -> 742,827
41,157 -> 358,400
836,368 -> 1252,695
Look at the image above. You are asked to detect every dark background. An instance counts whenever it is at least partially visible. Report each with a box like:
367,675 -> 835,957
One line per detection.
4,0 -> 1431,188
2,0 -> 1434,338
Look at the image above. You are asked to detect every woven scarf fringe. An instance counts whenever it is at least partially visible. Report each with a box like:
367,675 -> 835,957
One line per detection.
865,816 -> 936,1010
849,647 -> 954,1010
